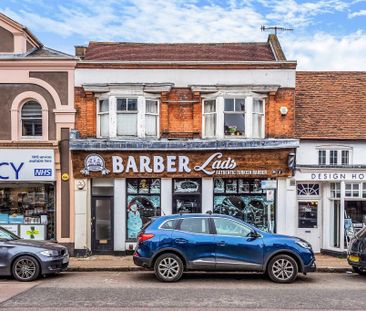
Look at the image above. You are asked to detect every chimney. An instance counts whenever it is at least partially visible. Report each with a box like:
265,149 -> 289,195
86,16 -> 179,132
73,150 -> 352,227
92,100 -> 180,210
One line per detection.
74,45 -> 87,59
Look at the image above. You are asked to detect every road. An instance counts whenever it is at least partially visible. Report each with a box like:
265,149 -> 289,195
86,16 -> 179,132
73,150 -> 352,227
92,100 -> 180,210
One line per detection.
0,271 -> 365,310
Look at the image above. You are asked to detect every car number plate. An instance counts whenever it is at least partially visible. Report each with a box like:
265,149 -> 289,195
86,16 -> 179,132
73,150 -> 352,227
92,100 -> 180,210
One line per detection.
348,255 -> 360,262
62,256 -> 69,264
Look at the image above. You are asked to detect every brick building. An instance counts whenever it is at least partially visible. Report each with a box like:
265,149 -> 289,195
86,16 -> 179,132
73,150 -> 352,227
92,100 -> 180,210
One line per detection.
0,13 -> 76,248
70,35 -> 299,255
282,72 -> 366,253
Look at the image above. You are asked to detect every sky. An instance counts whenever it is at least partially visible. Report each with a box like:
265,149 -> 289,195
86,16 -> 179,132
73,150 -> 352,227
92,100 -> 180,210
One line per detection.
1,0 -> 366,70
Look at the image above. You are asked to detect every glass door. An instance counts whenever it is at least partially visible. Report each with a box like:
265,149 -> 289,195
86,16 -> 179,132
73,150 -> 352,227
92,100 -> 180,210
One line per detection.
91,197 -> 113,252
172,179 -> 202,214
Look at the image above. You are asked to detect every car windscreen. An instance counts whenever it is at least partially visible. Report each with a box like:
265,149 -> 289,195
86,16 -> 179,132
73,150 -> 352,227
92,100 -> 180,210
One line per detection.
0,226 -> 20,240
356,226 -> 366,239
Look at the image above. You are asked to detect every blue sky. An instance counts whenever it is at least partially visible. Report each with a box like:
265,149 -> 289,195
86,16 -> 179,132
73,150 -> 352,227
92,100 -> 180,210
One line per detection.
1,0 -> 366,69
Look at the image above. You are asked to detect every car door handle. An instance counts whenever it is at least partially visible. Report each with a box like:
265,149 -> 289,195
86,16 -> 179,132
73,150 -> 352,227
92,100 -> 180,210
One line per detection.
175,238 -> 188,244
217,241 -> 226,247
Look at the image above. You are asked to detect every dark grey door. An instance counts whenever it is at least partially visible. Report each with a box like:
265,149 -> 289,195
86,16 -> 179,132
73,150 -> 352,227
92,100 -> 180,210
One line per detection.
91,196 -> 114,253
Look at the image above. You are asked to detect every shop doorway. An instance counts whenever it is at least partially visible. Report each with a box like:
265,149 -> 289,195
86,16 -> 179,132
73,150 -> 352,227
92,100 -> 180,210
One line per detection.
297,200 -> 321,252
91,197 -> 114,253
172,179 -> 202,214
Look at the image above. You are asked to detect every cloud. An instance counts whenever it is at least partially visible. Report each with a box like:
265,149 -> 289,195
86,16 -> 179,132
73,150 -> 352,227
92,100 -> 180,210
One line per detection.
348,9 -> 366,18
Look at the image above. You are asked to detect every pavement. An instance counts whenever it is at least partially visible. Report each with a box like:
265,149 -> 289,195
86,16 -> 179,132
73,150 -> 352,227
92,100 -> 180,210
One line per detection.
69,254 -> 351,272
1,271 -> 365,310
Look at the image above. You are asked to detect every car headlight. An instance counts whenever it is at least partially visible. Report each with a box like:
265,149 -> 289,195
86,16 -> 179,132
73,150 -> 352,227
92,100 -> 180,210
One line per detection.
40,250 -> 59,257
296,240 -> 312,249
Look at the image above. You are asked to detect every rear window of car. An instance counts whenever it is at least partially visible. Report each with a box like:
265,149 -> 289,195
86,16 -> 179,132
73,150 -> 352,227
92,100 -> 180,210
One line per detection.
160,219 -> 179,230
179,218 -> 209,234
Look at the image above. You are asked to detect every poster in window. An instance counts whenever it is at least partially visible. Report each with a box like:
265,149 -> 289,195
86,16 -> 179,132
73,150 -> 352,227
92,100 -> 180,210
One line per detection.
127,195 -> 161,240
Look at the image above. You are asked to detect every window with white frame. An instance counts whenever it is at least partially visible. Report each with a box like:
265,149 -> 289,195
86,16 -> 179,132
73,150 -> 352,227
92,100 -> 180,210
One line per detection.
224,98 -> 245,136
203,100 -> 216,138
345,183 -> 360,198
252,99 -> 264,138
317,148 -> 352,166
21,101 -> 42,137
297,183 -> 320,196
330,183 -> 341,198
145,99 -> 159,137
98,99 -> 109,137
117,98 -> 138,136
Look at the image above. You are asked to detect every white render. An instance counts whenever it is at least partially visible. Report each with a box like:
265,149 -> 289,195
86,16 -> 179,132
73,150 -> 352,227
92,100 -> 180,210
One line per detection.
76,69 -> 296,88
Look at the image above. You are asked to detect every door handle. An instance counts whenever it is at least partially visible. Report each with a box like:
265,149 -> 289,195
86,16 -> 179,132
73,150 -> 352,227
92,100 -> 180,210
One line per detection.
217,241 -> 226,247
175,238 -> 188,244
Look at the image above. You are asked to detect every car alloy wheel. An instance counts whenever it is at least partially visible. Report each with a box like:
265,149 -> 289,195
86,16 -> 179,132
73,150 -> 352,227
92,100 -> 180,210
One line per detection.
154,253 -> 184,282
268,254 -> 298,283
12,256 -> 40,282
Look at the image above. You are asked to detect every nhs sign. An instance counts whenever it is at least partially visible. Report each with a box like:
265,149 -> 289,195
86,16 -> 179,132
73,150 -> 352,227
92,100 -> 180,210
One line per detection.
0,149 -> 55,181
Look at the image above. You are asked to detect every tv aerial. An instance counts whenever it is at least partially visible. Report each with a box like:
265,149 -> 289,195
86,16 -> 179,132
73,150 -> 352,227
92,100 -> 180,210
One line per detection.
260,26 -> 293,35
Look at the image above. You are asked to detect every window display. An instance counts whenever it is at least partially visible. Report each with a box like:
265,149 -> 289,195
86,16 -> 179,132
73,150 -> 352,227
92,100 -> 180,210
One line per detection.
213,178 -> 275,232
126,179 -> 161,240
0,184 -> 55,240
173,179 -> 201,214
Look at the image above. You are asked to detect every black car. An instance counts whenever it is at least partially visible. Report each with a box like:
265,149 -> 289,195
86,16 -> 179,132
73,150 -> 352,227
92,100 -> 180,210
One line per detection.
0,226 -> 69,281
347,226 -> 366,275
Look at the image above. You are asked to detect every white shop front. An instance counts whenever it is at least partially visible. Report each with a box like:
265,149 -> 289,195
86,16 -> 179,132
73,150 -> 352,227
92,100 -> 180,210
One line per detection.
0,149 -> 56,240
294,169 -> 366,254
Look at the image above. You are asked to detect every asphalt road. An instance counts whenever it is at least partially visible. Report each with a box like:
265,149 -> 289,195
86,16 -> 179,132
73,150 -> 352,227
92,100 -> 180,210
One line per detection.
0,271 -> 365,311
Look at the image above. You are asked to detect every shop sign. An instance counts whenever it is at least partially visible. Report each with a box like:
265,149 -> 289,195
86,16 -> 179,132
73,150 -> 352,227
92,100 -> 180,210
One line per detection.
261,180 -> 277,189
74,149 -> 292,178
0,149 -> 55,181
296,171 -> 366,181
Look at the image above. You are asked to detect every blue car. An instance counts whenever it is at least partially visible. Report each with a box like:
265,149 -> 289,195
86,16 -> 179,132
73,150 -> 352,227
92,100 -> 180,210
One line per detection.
133,214 -> 316,283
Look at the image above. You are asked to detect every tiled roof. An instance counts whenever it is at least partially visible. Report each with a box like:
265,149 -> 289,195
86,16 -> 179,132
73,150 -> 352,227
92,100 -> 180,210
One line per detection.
26,46 -> 75,59
296,72 -> 366,140
83,42 -> 277,62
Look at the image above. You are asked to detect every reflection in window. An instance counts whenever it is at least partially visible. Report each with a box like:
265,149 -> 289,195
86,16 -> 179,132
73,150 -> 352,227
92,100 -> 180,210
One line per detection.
180,218 -> 209,234
126,179 -> 161,240
224,98 -> 245,136
298,201 -> 318,228
117,98 -> 138,136
21,101 -> 42,137
213,217 -> 251,237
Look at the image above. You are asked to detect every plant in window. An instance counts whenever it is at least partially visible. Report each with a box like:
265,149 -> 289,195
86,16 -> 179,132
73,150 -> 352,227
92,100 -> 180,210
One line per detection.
227,125 -> 237,135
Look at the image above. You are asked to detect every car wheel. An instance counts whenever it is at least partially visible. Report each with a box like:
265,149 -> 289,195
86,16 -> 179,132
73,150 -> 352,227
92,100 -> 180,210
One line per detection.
12,256 -> 40,282
154,253 -> 184,282
352,266 -> 366,276
267,254 -> 298,283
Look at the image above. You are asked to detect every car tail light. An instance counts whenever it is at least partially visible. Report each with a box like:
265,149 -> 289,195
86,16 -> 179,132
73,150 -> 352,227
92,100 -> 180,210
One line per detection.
137,233 -> 154,243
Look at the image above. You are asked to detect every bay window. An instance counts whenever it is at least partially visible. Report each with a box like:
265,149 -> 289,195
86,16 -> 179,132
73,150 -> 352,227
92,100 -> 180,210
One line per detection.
252,99 -> 264,138
117,98 -> 138,136
98,99 -> 109,137
203,100 -> 216,138
145,99 -> 159,137
224,98 -> 245,136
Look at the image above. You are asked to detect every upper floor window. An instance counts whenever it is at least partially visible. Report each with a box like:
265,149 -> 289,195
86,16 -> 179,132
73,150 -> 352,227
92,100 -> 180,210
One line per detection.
21,101 -> 42,137
317,148 -> 351,166
202,96 -> 265,139
97,97 -> 159,138
203,100 -> 216,138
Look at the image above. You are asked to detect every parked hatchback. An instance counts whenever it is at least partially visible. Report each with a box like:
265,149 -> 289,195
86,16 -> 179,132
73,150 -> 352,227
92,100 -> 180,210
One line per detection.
347,226 -> 366,275
0,226 -> 69,281
133,214 -> 316,283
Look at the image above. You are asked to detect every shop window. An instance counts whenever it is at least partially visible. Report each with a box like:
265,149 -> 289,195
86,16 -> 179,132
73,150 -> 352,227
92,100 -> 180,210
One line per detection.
0,184 -> 55,240
213,178 -> 275,232
298,201 -> 318,228
318,150 -> 326,165
98,99 -> 109,137
21,101 -> 42,137
145,99 -> 159,137
345,201 -> 366,238
213,217 -> 252,237
345,183 -> 360,198
203,100 -> 216,138
330,183 -> 341,198
179,218 -> 209,234
252,99 -> 265,138
126,179 -> 161,240
296,183 -> 320,196
172,179 -> 201,214
224,98 -> 245,136
117,98 -> 138,136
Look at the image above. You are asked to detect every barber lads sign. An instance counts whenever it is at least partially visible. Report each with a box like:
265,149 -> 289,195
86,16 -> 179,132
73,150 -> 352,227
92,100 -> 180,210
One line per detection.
81,153 -> 237,176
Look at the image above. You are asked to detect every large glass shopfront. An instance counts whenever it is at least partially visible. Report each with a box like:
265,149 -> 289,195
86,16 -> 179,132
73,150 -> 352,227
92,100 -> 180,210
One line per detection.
126,178 -> 161,240
0,183 -> 55,240
213,178 -> 275,232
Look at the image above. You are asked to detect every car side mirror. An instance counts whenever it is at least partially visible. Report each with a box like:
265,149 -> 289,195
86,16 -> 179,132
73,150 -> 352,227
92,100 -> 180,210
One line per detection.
249,231 -> 260,239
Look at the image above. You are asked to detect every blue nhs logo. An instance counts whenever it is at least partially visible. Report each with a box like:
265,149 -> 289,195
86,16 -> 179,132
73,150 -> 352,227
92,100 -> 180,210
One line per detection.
34,169 -> 53,177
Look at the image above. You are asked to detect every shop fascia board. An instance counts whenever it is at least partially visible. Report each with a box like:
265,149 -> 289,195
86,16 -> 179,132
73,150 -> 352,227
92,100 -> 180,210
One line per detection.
69,138 -> 299,151
82,82 -> 174,93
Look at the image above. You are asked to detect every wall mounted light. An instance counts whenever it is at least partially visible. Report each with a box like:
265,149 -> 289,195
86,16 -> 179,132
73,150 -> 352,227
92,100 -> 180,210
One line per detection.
280,106 -> 288,116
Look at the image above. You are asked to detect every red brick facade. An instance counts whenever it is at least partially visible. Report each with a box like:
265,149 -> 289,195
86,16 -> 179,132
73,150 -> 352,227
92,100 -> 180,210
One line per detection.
74,86 -> 295,139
